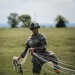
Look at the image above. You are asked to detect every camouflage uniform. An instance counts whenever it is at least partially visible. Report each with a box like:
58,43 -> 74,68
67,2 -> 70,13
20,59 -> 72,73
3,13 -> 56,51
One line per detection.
20,33 -> 47,74
20,33 -> 60,74
20,21 -> 60,74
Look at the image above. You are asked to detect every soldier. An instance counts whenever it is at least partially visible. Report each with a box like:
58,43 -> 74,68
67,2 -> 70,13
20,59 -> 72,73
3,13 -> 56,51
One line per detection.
13,21 -> 60,75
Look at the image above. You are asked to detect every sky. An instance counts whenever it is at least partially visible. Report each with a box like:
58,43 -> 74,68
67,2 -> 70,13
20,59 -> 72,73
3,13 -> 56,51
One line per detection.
0,0 -> 75,25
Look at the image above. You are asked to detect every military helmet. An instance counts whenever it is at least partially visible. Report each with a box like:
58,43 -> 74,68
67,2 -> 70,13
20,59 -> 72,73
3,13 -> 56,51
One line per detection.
29,21 -> 40,30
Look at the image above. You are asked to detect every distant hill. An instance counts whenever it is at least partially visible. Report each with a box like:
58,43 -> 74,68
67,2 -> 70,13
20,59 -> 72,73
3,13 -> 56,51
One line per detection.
40,23 -> 55,27
0,23 -> 10,28
0,23 -> 75,28
66,23 -> 75,27
40,23 -> 75,28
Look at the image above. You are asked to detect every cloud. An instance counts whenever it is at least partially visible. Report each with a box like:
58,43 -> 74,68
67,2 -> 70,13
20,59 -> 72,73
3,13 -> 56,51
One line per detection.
0,0 -> 75,24
21,0 -> 73,3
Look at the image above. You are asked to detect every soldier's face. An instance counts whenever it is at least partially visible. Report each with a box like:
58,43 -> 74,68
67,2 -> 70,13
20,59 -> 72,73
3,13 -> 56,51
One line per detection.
31,28 -> 38,35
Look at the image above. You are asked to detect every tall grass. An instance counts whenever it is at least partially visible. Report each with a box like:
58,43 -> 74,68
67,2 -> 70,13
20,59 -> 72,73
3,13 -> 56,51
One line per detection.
0,28 -> 75,75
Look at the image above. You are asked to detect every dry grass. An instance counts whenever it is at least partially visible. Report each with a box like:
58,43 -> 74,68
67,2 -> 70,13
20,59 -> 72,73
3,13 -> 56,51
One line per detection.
0,28 -> 75,75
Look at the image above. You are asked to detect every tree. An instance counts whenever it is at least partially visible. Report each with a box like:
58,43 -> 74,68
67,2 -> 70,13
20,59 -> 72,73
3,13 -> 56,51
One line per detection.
55,15 -> 68,27
8,13 -> 19,28
18,14 -> 31,27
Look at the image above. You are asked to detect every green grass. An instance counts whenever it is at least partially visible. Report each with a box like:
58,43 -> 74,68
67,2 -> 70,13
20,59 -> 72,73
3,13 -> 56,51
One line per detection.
0,28 -> 75,75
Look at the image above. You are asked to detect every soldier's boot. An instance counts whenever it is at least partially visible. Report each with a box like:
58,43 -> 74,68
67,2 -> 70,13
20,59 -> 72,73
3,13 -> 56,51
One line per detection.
54,69 -> 60,73
54,64 -> 60,73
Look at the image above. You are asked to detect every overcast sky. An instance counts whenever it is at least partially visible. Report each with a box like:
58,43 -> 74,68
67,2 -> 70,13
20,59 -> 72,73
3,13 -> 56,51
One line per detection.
0,0 -> 75,24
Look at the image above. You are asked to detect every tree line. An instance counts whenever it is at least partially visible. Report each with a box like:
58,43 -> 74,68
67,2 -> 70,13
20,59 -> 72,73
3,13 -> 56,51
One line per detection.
8,13 -> 31,28
7,13 -> 68,28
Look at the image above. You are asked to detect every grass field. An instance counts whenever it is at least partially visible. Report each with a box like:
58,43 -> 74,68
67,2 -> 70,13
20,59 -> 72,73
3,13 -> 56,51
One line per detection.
0,28 -> 75,75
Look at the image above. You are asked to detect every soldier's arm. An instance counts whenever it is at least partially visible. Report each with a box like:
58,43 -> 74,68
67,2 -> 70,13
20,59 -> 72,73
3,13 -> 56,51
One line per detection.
20,43 -> 30,58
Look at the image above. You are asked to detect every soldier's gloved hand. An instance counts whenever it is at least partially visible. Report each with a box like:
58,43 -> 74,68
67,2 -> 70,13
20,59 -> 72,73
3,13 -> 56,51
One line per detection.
29,47 -> 35,53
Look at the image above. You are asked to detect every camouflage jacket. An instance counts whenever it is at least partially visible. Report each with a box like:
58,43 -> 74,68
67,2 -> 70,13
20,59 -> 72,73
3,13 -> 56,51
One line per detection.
21,33 -> 47,58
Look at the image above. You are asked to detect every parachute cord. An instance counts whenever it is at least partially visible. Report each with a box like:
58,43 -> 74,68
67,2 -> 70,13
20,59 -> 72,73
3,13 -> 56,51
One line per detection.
33,55 -> 56,75
33,52 -> 75,75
